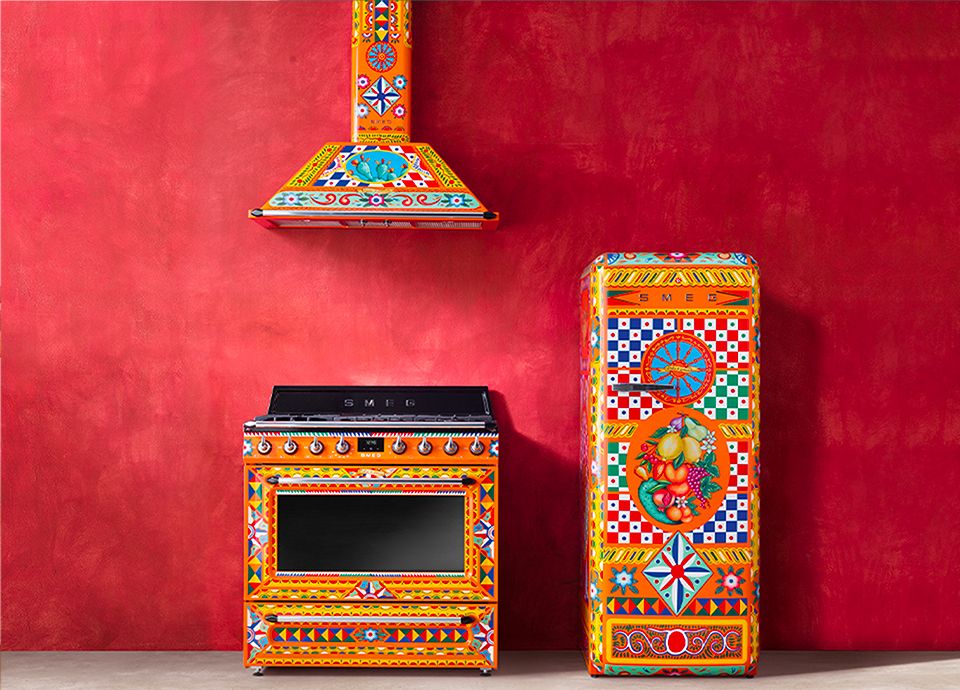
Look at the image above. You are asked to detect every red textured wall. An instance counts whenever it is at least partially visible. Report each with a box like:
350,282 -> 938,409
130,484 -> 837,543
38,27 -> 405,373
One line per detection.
3,1 -> 960,651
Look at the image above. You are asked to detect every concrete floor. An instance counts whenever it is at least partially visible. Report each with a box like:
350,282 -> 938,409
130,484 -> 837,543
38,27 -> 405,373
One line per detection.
1,651 -> 958,689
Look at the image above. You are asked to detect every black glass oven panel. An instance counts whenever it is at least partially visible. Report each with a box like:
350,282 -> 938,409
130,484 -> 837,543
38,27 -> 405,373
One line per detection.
268,386 -> 490,417
276,494 -> 465,573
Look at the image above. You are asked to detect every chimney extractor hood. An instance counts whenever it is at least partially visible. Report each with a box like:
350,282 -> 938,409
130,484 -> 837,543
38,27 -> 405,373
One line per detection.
250,0 -> 499,231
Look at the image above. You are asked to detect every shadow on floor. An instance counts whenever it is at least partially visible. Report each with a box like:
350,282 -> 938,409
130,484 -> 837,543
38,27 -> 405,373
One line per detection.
757,651 -> 960,678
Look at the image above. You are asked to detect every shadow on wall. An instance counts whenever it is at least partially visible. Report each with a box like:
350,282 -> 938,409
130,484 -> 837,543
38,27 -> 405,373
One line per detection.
759,292 -> 822,649
489,390 -> 582,651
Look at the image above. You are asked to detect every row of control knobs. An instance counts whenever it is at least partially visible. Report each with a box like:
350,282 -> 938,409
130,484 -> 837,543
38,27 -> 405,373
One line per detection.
256,436 -> 486,456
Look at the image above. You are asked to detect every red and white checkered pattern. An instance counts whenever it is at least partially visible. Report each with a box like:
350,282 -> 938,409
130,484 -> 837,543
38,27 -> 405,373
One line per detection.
680,318 -> 751,368
727,439 -> 751,489
605,370 -> 665,421
390,170 -> 439,188
606,493 -> 666,545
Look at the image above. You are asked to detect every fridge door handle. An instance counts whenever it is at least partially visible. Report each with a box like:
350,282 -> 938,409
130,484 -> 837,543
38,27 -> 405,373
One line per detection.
610,383 -> 675,393
263,614 -> 474,625
266,475 -> 474,486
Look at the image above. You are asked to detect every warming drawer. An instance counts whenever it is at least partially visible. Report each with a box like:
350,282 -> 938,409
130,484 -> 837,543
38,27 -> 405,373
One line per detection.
245,602 -> 496,670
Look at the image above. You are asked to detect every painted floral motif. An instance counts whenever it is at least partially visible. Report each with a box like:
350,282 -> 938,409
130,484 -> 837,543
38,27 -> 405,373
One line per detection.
243,439 -> 253,456
634,415 -> 723,526
357,74 -> 370,89
393,104 -> 406,118
273,191 -> 311,207
355,627 -> 386,643
715,566 -> 745,596
441,194 -> 466,207
393,74 -> 407,89
655,252 -> 700,263
356,103 -> 369,118
610,566 -> 639,595
269,190 -> 480,210
605,252 -> 753,267
366,41 -> 397,71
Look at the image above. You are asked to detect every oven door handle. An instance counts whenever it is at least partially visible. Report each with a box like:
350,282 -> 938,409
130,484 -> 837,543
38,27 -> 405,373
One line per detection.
264,614 -> 475,625
610,383 -> 675,393
266,475 -> 475,486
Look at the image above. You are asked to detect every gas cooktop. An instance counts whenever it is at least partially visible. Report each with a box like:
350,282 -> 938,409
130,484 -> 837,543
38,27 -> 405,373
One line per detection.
245,386 -> 497,432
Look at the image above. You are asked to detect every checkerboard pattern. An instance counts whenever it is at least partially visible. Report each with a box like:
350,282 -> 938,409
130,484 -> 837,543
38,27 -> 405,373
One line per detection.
694,372 -> 750,420
727,440 -> 750,490
606,370 -> 665,420
606,441 -> 666,545
689,494 -> 750,545
606,317 -> 676,367
680,318 -> 752,369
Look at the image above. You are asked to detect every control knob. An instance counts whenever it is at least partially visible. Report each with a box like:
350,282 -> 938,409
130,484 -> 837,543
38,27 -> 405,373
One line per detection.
257,437 -> 272,455
392,437 -> 407,455
309,438 -> 324,455
417,438 -> 433,455
443,438 -> 459,455
336,437 -> 350,454
283,438 -> 298,455
469,437 -> 485,455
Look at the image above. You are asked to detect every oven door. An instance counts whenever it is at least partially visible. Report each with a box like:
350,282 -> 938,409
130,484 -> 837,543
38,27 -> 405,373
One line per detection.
246,465 -> 496,601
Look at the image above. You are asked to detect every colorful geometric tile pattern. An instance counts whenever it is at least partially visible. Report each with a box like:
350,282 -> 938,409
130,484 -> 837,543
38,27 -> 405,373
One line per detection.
688,494 -> 750,545
270,626 -> 469,645
606,370 -> 665,420
727,440 -> 750,490
606,441 -> 666,545
697,372 -> 751,421
606,597 -> 750,617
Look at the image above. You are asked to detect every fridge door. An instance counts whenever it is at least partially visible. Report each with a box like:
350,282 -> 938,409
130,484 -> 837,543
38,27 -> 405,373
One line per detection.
581,252 -> 760,676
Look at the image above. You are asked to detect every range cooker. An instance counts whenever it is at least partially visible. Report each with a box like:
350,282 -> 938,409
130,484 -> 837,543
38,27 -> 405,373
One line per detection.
243,386 -> 498,674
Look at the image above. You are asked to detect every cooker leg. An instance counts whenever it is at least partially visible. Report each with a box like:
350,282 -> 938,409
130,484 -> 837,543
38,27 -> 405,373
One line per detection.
252,666 -> 264,676
480,668 -> 492,676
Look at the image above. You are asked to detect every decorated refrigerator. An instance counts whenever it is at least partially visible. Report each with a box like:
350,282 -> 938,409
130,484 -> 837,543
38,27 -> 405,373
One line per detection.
580,252 -> 760,676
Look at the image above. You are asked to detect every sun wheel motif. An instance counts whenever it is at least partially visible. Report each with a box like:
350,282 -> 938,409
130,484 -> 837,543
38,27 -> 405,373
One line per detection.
641,332 -> 715,404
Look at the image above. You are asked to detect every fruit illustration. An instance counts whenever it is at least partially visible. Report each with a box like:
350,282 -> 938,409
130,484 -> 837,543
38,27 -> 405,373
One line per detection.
633,413 -> 725,526
663,463 -> 688,483
682,436 -> 702,463
653,489 -> 674,508
657,433 -> 682,460
684,416 -> 707,441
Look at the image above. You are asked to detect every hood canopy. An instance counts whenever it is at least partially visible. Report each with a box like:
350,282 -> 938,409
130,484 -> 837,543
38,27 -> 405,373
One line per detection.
250,0 -> 498,230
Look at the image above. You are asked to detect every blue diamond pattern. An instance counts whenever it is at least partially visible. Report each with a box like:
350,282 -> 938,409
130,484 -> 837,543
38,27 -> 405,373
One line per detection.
642,533 -> 711,615
362,77 -> 401,115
